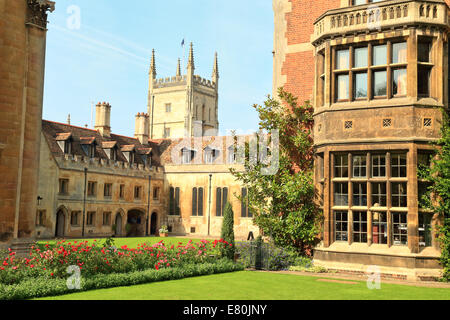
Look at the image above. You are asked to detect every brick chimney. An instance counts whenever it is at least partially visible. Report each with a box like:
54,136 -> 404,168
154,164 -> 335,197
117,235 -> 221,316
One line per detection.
95,102 -> 111,137
135,112 -> 149,144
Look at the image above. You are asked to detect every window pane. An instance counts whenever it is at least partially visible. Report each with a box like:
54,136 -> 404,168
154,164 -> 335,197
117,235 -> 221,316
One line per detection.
354,47 -> 368,68
335,211 -> 348,241
392,42 -> 407,64
418,66 -> 430,96
392,212 -> 408,245
372,182 -> 387,207
393,68 -> 407,96
418,41 -> 431,63
419,213 -> 432,247
334,183 -> 348,206
336,49 -> 349,69
352,155 -> 367,178
373,45 -> 387,66
353,182 -> 367,206
372,212 -> 388,244
354,72 -> 368,98
336,74 -> 349,100
353,0 -> 365,5
373,70 -> 387,96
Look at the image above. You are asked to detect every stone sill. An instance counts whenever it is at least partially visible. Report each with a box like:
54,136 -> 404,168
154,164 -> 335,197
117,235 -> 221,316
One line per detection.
315,242 -> 441,258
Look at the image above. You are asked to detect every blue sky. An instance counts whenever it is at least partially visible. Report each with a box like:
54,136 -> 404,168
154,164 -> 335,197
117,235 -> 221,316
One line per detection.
43,0 -> 274,137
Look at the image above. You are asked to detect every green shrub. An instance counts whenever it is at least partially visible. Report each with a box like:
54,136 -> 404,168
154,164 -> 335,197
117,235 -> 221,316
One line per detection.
0,259 -> 243,300
220,202 -> 235,260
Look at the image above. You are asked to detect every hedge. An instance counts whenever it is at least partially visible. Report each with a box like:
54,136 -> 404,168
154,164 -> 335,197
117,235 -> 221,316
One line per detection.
0,259 -> 244,300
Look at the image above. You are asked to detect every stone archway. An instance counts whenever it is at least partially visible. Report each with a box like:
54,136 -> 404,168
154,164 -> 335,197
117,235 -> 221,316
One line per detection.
114,211 -> 124,236
150,212 -> 158,235
55,207 -> 67,238
126,209 -> 145,237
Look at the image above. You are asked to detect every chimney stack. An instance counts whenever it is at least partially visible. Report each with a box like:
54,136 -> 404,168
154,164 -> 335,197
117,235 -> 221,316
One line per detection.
95,102 -> 111,137
135,112 -> 149,144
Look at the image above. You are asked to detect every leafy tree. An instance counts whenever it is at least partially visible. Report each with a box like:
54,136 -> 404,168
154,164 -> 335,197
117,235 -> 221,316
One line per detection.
231,88 -> 321,255
420,109 -> 450,281
220,202 -> 235,260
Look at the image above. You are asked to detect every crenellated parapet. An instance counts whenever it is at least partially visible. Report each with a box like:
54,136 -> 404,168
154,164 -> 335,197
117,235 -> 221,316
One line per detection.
26,0 -> 55,30
193,75 -> 217,89
152,76 -> 187,89
56,154 -> 164,178
313,0 -> 449,45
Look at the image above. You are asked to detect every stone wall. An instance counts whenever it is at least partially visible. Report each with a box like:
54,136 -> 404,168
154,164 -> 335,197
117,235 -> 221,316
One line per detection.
0,0 -> 54,246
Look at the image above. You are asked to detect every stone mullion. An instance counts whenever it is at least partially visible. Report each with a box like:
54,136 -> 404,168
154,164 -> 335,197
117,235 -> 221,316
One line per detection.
368,43 -> 373,99
331,47 -> 336,103
387,41 -> 392,99
325,42 -> 332,106
348,153 -> 353,245
349,46 -> 354,101
407,145 -> 419,253
324,150 -> 332,247
407,28 -> 418,99
386,152 -> 392,247
367,152 -> 372,245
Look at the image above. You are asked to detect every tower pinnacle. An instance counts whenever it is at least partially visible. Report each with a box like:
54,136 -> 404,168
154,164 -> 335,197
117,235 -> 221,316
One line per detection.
150,49 -> 157,79
176,58 -> 181,77
212,52 -> 219,81
187,42 -> 195,70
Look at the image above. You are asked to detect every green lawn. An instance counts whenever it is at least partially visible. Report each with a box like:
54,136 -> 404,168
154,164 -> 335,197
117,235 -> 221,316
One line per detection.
36,271 -> 449,300
37,236 -> 201,249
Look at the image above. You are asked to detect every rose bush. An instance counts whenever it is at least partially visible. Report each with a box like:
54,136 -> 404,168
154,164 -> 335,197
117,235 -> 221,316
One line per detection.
0,238 -> 233,285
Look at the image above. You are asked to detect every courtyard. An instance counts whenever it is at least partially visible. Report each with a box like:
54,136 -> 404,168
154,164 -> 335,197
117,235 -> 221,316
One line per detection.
36,270 -> 449,300
30,237 -> 450,300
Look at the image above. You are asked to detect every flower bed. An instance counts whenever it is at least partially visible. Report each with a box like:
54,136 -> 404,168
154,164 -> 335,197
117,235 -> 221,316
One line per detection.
0,238 -> 234,286
0,260 -> 243,300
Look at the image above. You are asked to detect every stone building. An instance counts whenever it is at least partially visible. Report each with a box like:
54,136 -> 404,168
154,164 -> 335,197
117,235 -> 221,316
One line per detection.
147,43 -> 219,139
35,43 -> 259,241
273,0 -> 450,279
0,0 -> 54,251
36,103 -> 166,239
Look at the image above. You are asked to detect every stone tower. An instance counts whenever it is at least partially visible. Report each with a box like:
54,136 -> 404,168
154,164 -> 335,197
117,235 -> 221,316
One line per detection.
0,0 -> 55,250
147,43 -> 219,139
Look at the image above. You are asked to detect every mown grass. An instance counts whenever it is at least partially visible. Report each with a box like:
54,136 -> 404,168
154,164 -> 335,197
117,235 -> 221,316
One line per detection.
37,271 -> 450,300
36,236 -> 201,249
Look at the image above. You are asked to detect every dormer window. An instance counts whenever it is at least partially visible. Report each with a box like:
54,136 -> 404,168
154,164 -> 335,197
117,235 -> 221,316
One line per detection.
204,147 -> 220,164
80,137 -> 96,158
124,151 -> 134,164
121,145 -> 136,164
102,141 -> 117,161
228,145 -> 237,164
181,147 -> 196,164
138,148 -> 153,167
56,133 -> 73,155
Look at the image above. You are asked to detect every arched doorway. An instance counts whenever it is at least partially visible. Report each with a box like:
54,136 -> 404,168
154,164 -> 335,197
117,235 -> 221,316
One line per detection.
115,213 -> 123,236
150,212 -> 158,235
127,209 -> 145,237
55,209 -> 65,238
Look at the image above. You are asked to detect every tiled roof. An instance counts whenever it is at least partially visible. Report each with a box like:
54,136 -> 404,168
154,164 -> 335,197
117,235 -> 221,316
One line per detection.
120,145 -> 135,152
55,132 -> 72,141
41,120 -> 161,167
79,137 -> 96,145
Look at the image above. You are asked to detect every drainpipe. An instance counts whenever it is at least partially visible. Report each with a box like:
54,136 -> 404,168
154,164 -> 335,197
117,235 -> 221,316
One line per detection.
208,173 -> 212,236
82,167 -> 87,237
146,175 -> 151,236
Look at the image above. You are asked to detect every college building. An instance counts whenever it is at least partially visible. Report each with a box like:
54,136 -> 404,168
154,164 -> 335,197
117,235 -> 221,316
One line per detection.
273,0 -> 449,279
34,45 -> 259,241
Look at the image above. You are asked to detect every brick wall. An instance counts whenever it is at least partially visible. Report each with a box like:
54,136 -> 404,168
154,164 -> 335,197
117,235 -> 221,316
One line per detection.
279,0 -> 341,105
275,0 -> 450,105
